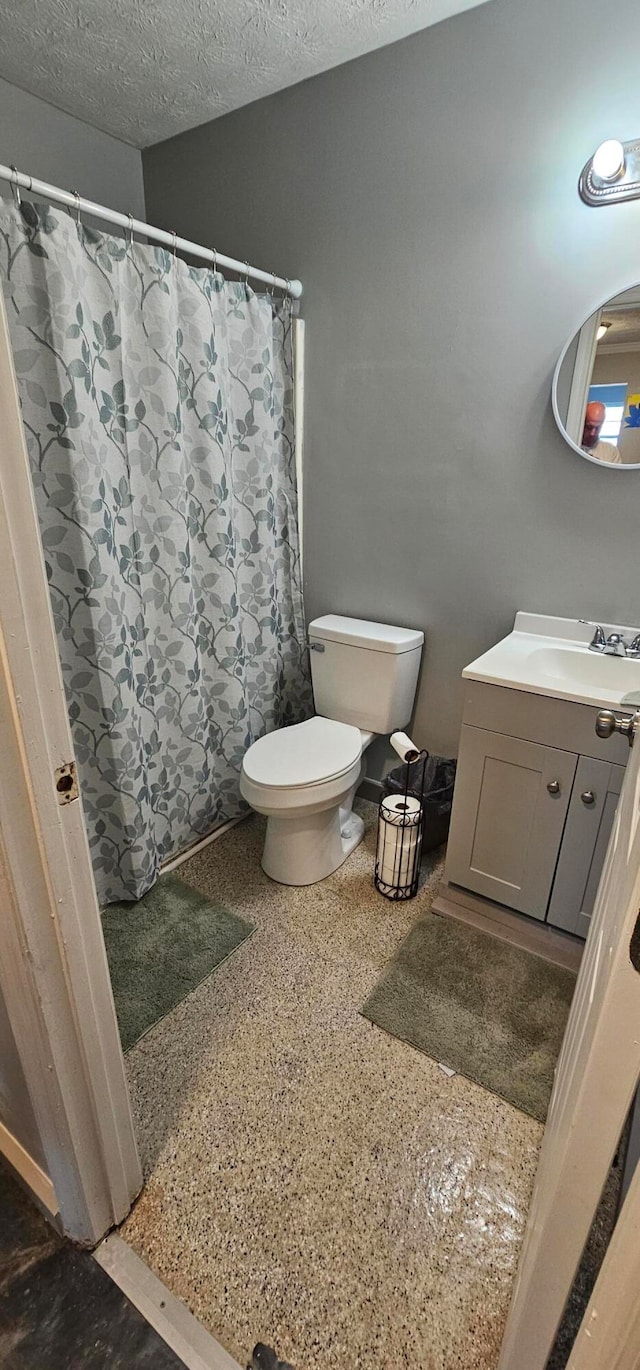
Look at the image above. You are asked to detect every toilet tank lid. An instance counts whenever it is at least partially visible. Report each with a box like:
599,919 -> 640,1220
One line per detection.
308,615 -> 424,655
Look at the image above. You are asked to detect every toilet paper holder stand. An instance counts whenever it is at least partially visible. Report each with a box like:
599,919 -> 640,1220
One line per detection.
374,749 -> 428,901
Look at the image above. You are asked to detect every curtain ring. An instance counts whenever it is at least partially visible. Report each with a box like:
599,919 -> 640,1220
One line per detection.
171,229 -> 178,259
71,189 -> 81,226
267,270 -> 276,299
211,246 -> 218,275
243,261 -> 251,293
9,165 -> 21,208
127,212 -> 134,248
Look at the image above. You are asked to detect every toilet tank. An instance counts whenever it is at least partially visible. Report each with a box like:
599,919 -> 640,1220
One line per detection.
308,615 -> 424,733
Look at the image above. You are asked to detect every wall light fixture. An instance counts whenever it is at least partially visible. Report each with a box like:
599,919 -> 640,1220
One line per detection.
580,138 -> 640,206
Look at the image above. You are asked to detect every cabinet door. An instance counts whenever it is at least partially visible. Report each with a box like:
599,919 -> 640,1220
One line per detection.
445,726 -> 577,919
547,757 -> 625,939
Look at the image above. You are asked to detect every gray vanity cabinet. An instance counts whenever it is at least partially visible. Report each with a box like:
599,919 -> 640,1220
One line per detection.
446,727 -> 577,919
444,681 -> 630,940
546,757 -> 625,939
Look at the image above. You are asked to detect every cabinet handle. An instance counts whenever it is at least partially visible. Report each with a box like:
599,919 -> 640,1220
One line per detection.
547,780 -> 560,795
581,790 -> 596,806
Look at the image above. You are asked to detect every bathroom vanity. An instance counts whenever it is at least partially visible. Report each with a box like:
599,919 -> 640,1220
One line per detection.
438,614 -> 640,945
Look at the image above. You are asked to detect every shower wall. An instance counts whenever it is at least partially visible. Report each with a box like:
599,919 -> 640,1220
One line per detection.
0,75 -> 145,218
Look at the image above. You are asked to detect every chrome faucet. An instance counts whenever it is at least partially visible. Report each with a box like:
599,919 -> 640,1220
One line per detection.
604,633 -> 628,657
588,626 -> 629,657
588,626 -> 607,653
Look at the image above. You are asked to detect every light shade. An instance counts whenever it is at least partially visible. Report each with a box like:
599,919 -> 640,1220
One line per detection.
592,139 -> 626,182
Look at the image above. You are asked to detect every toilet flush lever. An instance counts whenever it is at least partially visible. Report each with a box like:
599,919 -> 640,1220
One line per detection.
309,641 -> 325,652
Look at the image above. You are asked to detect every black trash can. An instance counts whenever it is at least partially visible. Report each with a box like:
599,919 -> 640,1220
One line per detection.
383,754 -> 456,852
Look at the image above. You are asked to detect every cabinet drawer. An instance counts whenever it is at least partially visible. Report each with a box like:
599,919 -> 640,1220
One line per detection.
446,726 -> 577,919
461,680 -> 630,766
547,757 -> 625,939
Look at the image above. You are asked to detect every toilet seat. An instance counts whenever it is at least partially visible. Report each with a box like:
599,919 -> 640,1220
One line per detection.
242,716 -> 362,791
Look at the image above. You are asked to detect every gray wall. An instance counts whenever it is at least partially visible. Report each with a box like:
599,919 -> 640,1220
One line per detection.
144,0 -> 640,761
0,76 -> 145,217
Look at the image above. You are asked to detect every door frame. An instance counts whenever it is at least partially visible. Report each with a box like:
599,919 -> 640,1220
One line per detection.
564,307 -> 601,445
564,1154 -> 640,1369
0,288 -> 141,1242
498,711 -> 640,1370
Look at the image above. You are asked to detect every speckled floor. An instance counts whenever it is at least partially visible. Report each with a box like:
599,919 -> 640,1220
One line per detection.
120,802 -> 542,1370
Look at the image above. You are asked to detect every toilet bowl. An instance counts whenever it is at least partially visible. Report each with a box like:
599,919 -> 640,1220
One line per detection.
240,614 -> 425,887
240,716 -> 374,885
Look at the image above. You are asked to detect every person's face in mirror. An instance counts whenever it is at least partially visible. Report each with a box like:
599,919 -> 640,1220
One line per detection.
582,400 -> 606,450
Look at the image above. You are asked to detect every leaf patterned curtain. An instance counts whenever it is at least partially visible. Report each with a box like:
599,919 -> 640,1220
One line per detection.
0,198 -> 311,903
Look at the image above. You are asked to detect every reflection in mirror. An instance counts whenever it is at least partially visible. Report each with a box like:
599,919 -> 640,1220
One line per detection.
554,285 -> 640,468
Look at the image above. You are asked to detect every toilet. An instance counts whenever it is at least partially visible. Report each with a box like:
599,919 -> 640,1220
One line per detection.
240,615 -> 424,885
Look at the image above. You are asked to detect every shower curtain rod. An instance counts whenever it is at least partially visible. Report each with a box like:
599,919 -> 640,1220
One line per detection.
0,163 -> 303,299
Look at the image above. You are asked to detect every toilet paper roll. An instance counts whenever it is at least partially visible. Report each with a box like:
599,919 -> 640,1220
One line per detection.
380,793 -> 422,825
378,794 -> 422,888
390,731 -> 421,764
378,823 -> 420,887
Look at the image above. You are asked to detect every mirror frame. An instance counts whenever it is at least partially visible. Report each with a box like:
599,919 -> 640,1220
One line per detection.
552,284 -> 640,471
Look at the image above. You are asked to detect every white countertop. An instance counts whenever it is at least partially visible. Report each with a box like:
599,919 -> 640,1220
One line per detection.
463,613 -> 640,711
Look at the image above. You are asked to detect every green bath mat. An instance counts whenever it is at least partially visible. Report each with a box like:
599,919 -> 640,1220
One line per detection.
362,913 -> 576,1121
102,874 -> 254,1052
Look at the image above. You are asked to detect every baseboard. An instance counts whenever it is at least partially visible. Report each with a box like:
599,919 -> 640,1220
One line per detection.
433,880 -> 584,973
162,814 -> 246,873
95,1234 -> 242,1369
0,1118 -> 58,1218
357,777 -> 383,804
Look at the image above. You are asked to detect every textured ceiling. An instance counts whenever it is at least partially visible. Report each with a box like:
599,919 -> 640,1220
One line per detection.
600,307 -> 640,348
0,0 -> 493,148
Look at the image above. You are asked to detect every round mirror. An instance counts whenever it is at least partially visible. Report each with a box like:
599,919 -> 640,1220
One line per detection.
553,284 -> 640,468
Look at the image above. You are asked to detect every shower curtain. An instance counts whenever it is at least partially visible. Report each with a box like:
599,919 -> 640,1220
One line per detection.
0,197 -> 311,903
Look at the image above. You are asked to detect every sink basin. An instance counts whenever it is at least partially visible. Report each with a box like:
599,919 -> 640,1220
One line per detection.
463,613 -> 640,710
527,645 -> 640,699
